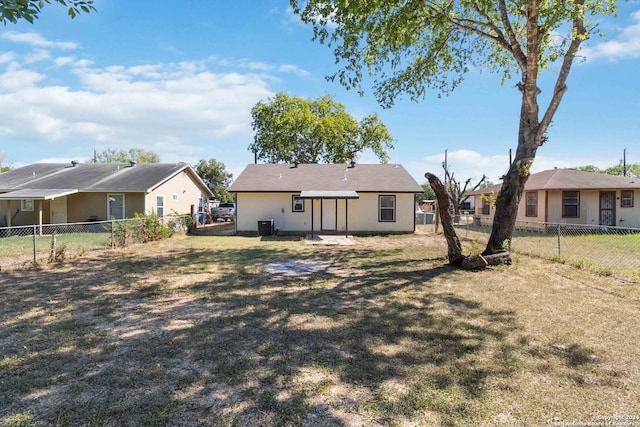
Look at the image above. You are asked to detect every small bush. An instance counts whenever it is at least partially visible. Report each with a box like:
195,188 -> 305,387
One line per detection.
136,212 -> 173,242
112,220 -> 133,248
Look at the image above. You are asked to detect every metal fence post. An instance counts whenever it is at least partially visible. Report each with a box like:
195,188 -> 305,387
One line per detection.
33,224 -> 37,264
557,224 -> 561,258
111,220 -> 115,248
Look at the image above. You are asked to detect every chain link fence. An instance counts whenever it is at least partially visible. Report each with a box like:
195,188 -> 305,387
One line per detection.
0,215 -> 192,270
452,216 -> 640,282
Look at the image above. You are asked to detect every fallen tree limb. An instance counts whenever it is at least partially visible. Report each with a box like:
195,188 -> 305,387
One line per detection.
461,252 -> 512,270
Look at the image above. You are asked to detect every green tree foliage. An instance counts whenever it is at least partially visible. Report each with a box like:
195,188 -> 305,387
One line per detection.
0,0 -> 95,24
92,148 -> 160,164
417,182 -> 436,202
576,163 -> 640,176
291,0 -> 617,255
194,159 -> 233,202
249,92 -> 394,164
0,149 -> 10,172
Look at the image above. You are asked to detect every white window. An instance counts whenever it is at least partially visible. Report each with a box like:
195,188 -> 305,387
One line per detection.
21,199 -> 34,211
292,195 -> 304,212
107,194 -> 125,220
156,195 -> 165,218
172,193 -> 178,202
621,190 -> 634,208
379,195 -> 396,222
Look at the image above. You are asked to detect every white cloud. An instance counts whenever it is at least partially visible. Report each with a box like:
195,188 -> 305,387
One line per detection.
0,63 -> 45,92
410,149 -> 510,184
0,31 -> 79,50
0,52 -> 15,63
54,56 -> 75,66
279,64 -> 311,77
0,36 -> 275,157
582,9 -> 640,61
405,149 -> 622,185
238,60 -> 274,71
24,48 -> 51,64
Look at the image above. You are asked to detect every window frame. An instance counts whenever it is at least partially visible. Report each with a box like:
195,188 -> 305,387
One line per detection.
156,195 -> 165,218
621,190 -> 634,208
562,191 -> 580,218
378,195 -> 396,222
525,192 -> 538,217
172,193 -> 178,202
21,199 -> 34,212
481,198 -> 490,215
292,195 -> 304,212
107,194 -> 125,220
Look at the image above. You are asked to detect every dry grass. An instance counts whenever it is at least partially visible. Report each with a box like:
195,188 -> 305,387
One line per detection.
1,231 -> 639,426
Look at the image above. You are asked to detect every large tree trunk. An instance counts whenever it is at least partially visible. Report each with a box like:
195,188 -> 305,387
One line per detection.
482,0 -> 583,255
483,106 -> 541,255
425,173 -> 464,265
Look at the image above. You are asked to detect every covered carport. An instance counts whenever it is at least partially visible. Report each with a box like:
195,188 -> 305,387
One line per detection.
299,190 -> 359,238
0,189 -> 78,232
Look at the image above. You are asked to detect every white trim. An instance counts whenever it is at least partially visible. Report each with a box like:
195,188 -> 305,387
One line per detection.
107,194 -> 125,220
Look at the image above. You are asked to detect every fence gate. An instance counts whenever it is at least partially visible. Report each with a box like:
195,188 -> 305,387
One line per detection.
599,191 -> 616,226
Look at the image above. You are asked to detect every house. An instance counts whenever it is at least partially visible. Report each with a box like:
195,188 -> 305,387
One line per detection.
228,163 -> 424,235
0,161 -> 213,227
468,168 -> 640,228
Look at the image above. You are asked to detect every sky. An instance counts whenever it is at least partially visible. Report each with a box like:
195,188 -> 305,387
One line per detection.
0,0 -> 639,186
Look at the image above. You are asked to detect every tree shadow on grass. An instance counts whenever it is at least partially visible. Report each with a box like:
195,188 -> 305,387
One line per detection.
0,241 -> 603,426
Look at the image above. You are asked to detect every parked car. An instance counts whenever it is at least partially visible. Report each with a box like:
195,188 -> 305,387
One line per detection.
212,202 -> 236,222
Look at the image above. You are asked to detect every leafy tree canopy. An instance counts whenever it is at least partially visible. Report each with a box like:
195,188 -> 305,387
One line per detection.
92,148 -> 160,164
290,0 -> 616,255
417,182 -> 436,201
1,0 -> 95,24
249,92 -> 394,164
576,163 -> 640,176
194,159 -> 233,202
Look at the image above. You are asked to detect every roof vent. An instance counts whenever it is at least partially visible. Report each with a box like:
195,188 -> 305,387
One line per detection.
71,160 -> 79,167
129,161 -> 137,167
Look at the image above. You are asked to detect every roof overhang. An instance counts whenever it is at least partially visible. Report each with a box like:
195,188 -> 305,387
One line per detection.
0,189 -> 79,200
300,190 -> 359,199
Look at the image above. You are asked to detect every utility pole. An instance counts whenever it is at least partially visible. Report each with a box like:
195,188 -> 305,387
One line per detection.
623,148 -> 627,177
442,149 -> 448,186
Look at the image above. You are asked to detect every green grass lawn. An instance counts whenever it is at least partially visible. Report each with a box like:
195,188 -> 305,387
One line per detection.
1,233 -> 639,426
0,232 -> 111,266
455,225 -> 640,281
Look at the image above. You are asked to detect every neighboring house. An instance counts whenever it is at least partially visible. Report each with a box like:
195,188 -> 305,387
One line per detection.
468,168 -> 640,228
0,161 -> 213,227
228,163 -> 424,235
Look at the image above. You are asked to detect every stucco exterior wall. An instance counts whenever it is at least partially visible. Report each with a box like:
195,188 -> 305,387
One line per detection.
474,189 -> 640,228
236,192 -> 417,234
618,190 -> 640,227
145,171 -> 206,216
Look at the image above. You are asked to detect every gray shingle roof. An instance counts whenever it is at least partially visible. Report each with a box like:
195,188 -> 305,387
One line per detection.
468,168 -> 640,195
228,163 -> 423,193
0,162 -> 212,196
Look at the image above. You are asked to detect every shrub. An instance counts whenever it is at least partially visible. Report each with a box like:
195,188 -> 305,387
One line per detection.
136,212 -> 173,242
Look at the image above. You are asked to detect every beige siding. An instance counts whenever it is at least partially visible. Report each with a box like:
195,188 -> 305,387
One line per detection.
619,190 -> 640,227
474,189 -> 640,228
236,192 -> 416,234
66,193 -> 107,222
145,171 -> 206,216
518,190 -> 546,222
